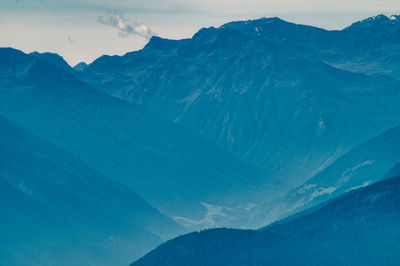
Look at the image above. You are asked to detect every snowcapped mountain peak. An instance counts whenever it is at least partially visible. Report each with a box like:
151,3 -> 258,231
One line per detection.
345,14 -> 400,31
362,14 -> 394,23
370,14 -> 389,21
219,17 -> 284,30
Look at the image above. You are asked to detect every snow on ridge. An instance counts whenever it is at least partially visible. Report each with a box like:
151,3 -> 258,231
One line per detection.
357,14 -> 399,25
351,160 -> 374,171
309,186 -> 338,202
174,202 -> 228,228
297,184 -> 317,194
340,160 -> 374,182
345,180 -> 372,192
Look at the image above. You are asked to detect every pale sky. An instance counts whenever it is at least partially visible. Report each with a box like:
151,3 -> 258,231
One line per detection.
1,0 -> 399,66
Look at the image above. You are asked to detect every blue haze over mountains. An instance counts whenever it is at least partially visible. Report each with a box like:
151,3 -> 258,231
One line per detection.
1,13 -> 400,266
133,175 -> 400,266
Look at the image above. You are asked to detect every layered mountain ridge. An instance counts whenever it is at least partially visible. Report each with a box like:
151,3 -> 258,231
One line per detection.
1,14 -> 400,266
80,14 -> 400,186
0,47 -> 270,227
78,14 -> 400,225
132,175 -> 400,266
0,116 -> 183,266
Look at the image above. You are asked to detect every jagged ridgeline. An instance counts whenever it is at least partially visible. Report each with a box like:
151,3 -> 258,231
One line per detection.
79,13 -> 400,225
1,14 -> 400,266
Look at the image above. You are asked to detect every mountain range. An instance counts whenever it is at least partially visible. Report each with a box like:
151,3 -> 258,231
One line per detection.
80,16 -> 400,194
78,13 -> 400,226
1,14 -> 400,265
0,116 -> 183,265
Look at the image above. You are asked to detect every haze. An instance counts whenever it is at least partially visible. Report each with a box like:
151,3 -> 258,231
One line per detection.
1,0 -> 399,65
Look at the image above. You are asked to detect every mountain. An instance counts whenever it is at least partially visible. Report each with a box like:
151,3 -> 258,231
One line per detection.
344,14 -> 400,39
0,47 -> 268,229
132,176 -> 400,266
80,15 -> 400,194
30,51 -> 74,73
264,124 -> 400,222
74,62 -> 88,72
3,14 -> 400,265
0,116 -> 183,266
333,14 -> 400,78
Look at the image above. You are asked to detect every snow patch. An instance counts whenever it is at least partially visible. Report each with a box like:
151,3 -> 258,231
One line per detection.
297,184 -> 317,194
174,202 -> 227,228
352,160 -> 374,171
309,186 -> 337,201
341,160 -> 374,182
345,180 -> 372,192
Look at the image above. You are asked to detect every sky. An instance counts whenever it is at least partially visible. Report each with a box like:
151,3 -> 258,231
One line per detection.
1,0 -> 400,66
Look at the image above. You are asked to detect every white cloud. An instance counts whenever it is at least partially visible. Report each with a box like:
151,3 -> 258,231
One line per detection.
2,0 -> 400,66
98,12 -> 155,40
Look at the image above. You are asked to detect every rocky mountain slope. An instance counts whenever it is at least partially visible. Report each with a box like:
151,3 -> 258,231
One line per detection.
80,15 -> 400,193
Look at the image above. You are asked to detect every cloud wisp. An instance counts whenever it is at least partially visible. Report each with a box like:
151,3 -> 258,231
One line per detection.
98,12 -> 155,40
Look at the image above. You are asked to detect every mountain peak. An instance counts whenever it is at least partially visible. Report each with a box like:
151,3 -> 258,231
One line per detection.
0,47 -> 26,62
144,36 -> 182,51
221,17 -> 284,27
345,14 -> 400,30
362,14 -> 400,24
73,62 -> 88,72
218,17 -> 287,32
30,51 -> 72,72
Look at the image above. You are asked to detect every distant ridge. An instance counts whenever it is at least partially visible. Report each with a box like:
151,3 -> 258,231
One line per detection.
80,14 -> 400,229
2,14 -> 400,266
132,176 -> 400,266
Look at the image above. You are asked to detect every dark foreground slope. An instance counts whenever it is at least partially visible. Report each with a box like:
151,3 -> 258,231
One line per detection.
132,176 -> 400,266
0,117 -> 183,266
